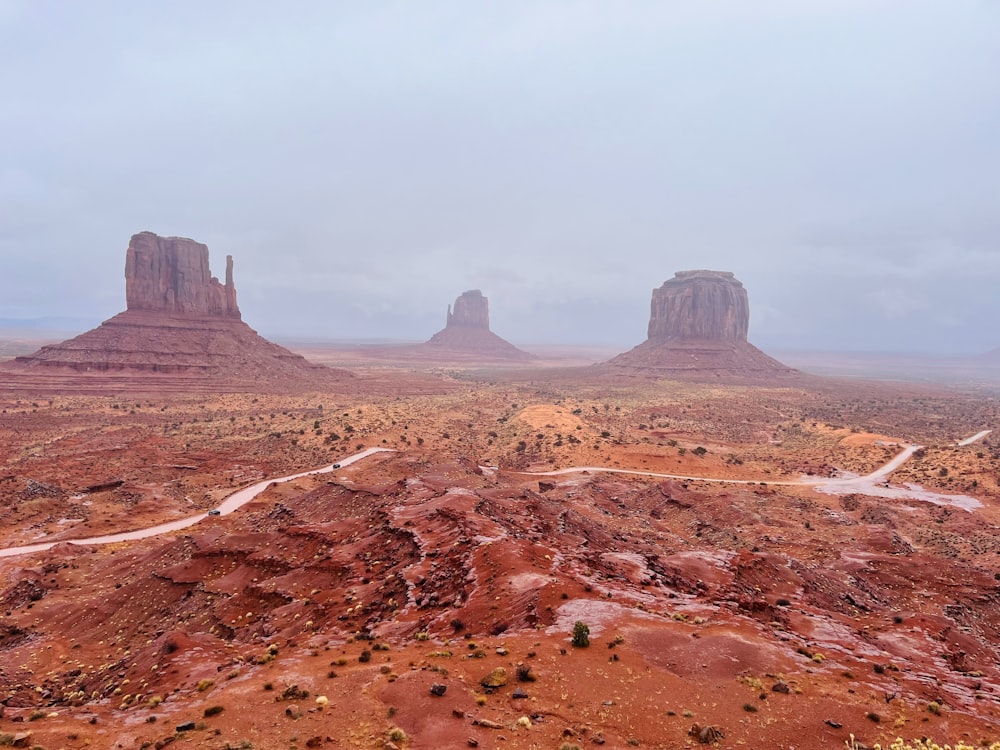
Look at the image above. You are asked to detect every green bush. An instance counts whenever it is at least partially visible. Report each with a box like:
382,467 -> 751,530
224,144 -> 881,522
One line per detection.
571,621 -> 590,648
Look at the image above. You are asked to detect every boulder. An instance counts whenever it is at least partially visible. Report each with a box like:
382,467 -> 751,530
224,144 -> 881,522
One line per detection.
480,667 -> 508,688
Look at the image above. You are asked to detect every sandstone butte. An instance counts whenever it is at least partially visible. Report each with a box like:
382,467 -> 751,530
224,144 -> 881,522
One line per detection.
4,231 -> 349,391
422,289 -> 535,361
609,269 -> 796,377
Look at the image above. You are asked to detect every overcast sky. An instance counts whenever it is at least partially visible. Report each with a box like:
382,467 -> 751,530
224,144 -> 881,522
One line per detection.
2,1 -> 998,353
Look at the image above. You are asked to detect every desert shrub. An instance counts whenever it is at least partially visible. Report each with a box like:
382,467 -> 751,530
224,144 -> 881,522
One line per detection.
388,727 -> 407,742
516,663 -> 536,682
279,684 -> 308,701
571,621 -> 590,648
204,705 -> 224,717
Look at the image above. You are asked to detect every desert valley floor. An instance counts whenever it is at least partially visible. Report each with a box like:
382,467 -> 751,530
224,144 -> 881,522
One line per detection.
2,355 -> 1000,750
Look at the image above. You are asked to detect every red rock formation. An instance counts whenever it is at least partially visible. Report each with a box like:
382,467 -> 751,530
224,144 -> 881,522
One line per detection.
647,270 -> 748,341
125,232 -> 240,318
5,231 -> 348,390
445,289 -> 490,329
425,290 -> 534,361
610,270 -> 794,377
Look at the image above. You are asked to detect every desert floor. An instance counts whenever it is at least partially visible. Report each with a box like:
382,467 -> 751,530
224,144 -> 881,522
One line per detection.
2,359 -> 1000,750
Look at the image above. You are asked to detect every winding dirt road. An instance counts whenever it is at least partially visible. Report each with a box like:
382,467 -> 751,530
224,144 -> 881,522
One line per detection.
520,429 -> 992,511
1,430 -> 991,560
957,429 -> 992,446
519,444 -> 922,488
0,447 -> 394,559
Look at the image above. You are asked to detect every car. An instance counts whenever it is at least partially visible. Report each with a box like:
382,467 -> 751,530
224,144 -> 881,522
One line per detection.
207,509 -> 221,516
332,463 -> 341,469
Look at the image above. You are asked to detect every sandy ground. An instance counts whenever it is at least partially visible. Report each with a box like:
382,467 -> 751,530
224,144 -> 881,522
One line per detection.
2,368 -> 1000,749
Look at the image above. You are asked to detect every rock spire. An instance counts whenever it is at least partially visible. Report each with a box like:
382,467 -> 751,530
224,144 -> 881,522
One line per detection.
124,232 -> 240,318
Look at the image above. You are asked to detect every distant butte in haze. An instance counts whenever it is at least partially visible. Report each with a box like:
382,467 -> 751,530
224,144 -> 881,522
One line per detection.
5,231 -> 348,391
423,289 -> 535,361
609,270 -> 795,377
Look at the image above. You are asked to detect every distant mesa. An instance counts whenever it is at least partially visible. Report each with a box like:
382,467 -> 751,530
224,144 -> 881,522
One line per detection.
425,290 -> 535,361
5,231 -> 348,390
609,270 -> 794,376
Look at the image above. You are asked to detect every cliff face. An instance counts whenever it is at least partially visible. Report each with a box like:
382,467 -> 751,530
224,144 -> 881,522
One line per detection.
446,290 -> 490,329
610,269 -> 794,378
124,232 -> 240,318
647,270 -> 748,342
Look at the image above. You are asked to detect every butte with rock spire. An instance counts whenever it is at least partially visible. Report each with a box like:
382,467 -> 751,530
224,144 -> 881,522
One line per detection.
423,289 -> 534,360
5,231 -> 348,391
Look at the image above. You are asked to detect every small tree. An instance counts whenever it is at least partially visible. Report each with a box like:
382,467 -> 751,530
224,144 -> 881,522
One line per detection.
571,621 -> 590,648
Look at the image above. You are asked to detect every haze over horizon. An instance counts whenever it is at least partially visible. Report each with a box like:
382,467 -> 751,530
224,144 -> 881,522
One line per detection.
2,2 -> 998,354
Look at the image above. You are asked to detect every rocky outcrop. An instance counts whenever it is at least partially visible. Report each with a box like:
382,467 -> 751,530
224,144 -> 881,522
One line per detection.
125,232 -> 240,318
610,270 -> 794,377
424,290 -> 535,361
5,231 -> 349,390
446,289 -> 490,329
647,270 -> 748,342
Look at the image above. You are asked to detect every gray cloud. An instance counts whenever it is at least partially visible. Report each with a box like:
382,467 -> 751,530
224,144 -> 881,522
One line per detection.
1,1 -> 998,353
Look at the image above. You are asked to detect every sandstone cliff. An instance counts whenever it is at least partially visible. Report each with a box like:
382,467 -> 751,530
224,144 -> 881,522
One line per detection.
445,289 -> 490,329
125,232 -> 240,318
610,270 -> 794,377
647,270 -> 748,341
